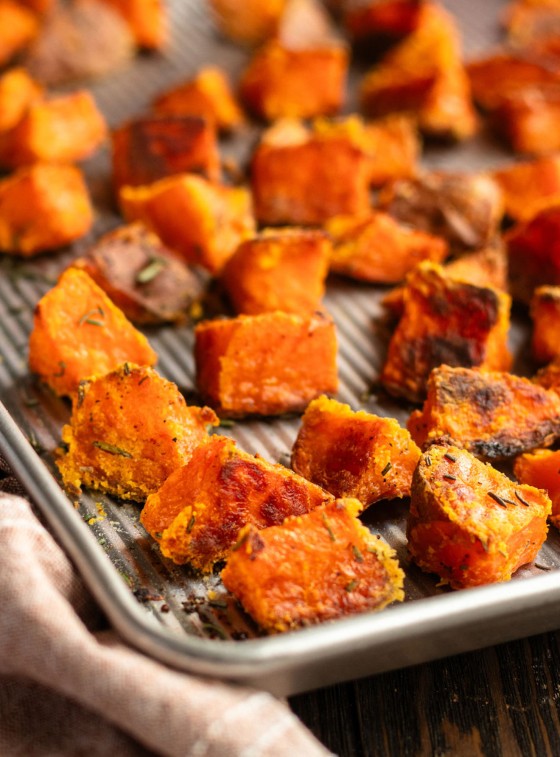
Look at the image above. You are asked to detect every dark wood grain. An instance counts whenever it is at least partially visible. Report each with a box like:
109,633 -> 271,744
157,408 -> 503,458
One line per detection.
290,631 -> 560,756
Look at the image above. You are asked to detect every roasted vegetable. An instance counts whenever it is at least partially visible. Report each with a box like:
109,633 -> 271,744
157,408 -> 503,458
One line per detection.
0,67 -> 42,132
0,1 -> 39,67
97,0 -> 167,49
408,365 -> 560,459
343,0 -> 423,45
29,268 -> 157,397
57,363 -> 217,501
514,448 -> 560,528
195,310 -> 338,417
221,498 -> 404,632
530,286 -> 560,364
492,155 -> 560,222
141,434 -> 333,570
291,395 -> 420,506
209,0 -> 286,46
408,445 -> 551,589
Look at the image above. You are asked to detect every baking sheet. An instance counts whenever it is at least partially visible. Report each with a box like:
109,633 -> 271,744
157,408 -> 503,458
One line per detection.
2,0 -> 560,697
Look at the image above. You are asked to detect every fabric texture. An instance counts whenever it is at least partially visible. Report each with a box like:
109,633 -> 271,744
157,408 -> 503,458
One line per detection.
0,455 -> 330,757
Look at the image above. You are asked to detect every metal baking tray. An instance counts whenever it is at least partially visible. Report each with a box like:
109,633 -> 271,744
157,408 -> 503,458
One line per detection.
2,0 -> 560,698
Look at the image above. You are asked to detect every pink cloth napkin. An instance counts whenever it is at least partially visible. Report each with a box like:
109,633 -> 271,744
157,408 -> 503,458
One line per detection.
0,461 -> 331,756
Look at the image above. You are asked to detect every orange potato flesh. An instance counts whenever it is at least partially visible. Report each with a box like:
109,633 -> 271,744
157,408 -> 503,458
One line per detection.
408,365 -> 560,460
221,498 -> 404,632
408,445 -> 550,590
209,0 -> 286,46
28,268 -> 157,397
0,67 -> 42,132
531,286 -> 560,364
57,364 -> 217,502
97,0 -> 167,49
515,448 -> 560,528
492,155 -> 560,222
344,0 -> 423,42
0,1 -> 39,67
362,114 -> 419,187
195,311 -> 338,418
494,89 -> 560,156
142,435 -> 333,571
291,395 -> 420,507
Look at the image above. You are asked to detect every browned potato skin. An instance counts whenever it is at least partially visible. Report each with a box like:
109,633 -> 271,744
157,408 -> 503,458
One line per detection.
195,311 -> 338,418
408,365 -> 560,460
380,263 -> 512,403
141,435 -> 334,571
408,445 -> 551,590
72,224 -> 205,325
57,364 -> 218,502
221,498 -> 404,633
292,395 -> 420,507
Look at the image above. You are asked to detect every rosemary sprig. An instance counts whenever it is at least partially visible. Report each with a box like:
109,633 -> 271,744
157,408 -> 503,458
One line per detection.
92,440 -> 132,458
136,257 -> 165,284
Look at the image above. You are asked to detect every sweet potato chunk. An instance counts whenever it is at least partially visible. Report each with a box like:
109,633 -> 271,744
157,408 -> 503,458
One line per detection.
28,268 -> 157,397
0,90 -> 107,168
152,66 -> 244,132
57,364 -> 217,501
221,227 -> 330,315
326,211 -> 448,283
0,163 -> 93,256
0,68 -> 42,132
503,0 -> 560,46
408,365 -> 560,459
251,119 -> 371,226
534,358 -> 560,393
492,155 -> 560,222
97,0 -> 167,49
408,445 -> 551,590
209,0 -> 286,46
111,115 -> 220,190
72,224 -> 204,325
195,311 -> 338,417
0,1 -> 39,67
291,395 -> 420,506
120,174 -> 255,274
530,286 -> 560,364
142,434 -> 333,570
343,0 -> 423,44
381,263 -> 512,403
515,448 -> 560,528
494,88 -> 560,156
378,171 -> 504,252
221,498 -> 404,632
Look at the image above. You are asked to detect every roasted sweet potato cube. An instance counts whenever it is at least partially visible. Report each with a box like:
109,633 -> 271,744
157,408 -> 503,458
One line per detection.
492,155 -> 560,222
152,66 -> 244,132
221,227 -> 329,315
28,268 -> 157,397
195,311 -> 338,417
343,0 -> 423,43
378,171 -> 504,252
142,434 -> 333,570
408,365 -> 560,459
494,88 -> 560,156
111,115 -> 220,190
291,395 -> 420,506
326,211 -> 448,283
381,263 -> 512,403
0,90 -> 107,168
97,0 -> 167,49
251,119 -> 371,226
534,357 -> 560,393
530,286 -> 560,363
0,163 -> 93,256
221,498 -> 404,632
503,0 -> 560,46
120,174 -> 255,274
515,448 -> 560,529
57,364 -> 217,501
0,67 -> 42,132
506,205 -> 560,303
0,1 -> 39,67
360,4 -> 478,140
72,224 -> 205,325
362,114 -> 419,187
408,445 -> 551,590
209,0 -> 286,46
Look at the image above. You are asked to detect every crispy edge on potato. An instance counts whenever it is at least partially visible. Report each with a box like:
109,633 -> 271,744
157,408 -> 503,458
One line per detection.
514,448 -> 560,529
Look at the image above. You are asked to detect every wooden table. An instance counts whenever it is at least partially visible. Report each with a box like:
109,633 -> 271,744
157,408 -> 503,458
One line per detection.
290,631 -> 560,755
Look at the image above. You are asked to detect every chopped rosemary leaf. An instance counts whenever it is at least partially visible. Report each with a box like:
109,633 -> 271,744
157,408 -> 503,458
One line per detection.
232,531 -> 249,552
488,491 -> 507,508
352,545 -> 364,563
136,257 -> 165,284
321,513 -> 336,542
53,361 -> 66,377
92,440 -> 133,458
79,306 -> 105,326
425,455 -> 432,466
345,579 -> 358,592
381,462 -> 392,477
186,514 -> 196,534
444,453 -> 456,462
515,491 -> 531,507
443,474 -> 456,481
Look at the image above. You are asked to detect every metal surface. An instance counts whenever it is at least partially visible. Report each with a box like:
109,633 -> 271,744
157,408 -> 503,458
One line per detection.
2,0 -> 559,697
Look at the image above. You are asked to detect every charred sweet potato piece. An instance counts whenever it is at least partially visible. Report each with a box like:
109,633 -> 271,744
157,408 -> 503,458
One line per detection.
221,227 -> 329,315
209,0 -> 286,46
97,0 -> 167,49
326,211 -> 448,283
251,119 -> 371,226
378,171 -> 504,252
408,445 -> 551,590
360,4 -> 478,140
72,224 -> 205,325
381,263 -> 512,403
221,498 -> 404,632
343,0 -> 423,44
515,448 -> 560,528
111,115 -> 220,190
0,1 -> 39,67
195,311 -> 338,417
120,174 -> 255,274
492,155 -> 560,222
0,163 -> 93,256
494,88 -> 560,156
0,90 -> 107,168
291,395 -> 420,506
0,68 -> 42,132
152,66 -> 244,132
530,286 -> 560,363
29,268 -> 157,397
57,364 -> 217,501
142,434 -> 333,570
506,205 -> 560,303
408,365 -> 560,459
